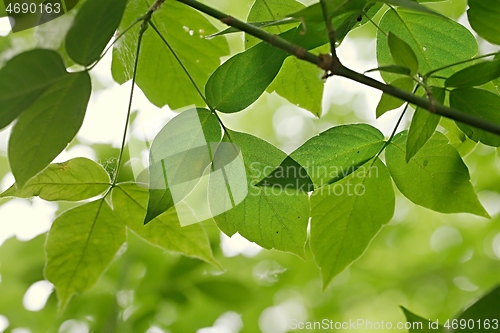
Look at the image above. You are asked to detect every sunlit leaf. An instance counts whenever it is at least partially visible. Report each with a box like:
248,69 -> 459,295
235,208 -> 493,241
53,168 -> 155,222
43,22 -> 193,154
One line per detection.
45,200 -> 126,309
65,0 -> 128,66
290,124 -> 385,187
376,77 -> 414,117
8,71 -> 91,187
0,157 -> 110,201
311,158 -> 394,288
387,32 -> 419,76
449,88 -> 500,147
445,60 -> 500,88
386,131 -> 489,217
468,0 -> 500,46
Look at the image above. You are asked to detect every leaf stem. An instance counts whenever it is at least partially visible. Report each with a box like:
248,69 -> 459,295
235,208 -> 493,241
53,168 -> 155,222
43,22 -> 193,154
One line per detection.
319,0 -> 339,60
175,0 -> 500,136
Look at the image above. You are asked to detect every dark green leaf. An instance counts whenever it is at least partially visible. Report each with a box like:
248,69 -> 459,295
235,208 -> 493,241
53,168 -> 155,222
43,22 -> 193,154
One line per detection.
377,8 -> 477,83
401,307 -> 445,332
145,108 -> 222,224
290,0 -> 367,23
112,183 -> 217,265
112,0 -> 229,109
445,60 -> 500,88
45,200 -> 126,309
65,0 -> 128,66
256,156 -> 314,192
0,157 -> 110,201
406,86 -> 445,161
365,65 -> 412,75
210,131 -> 309,257
0,49 -> 67,129
311,159 -> 394,288
5,0 -> 73,32
467,0 -> 500,46
386,131 -> 489,217
8,71 -> 91,187
456,285 -> 500,332
387,32 -> 419,76
376,77 -> 414,117
449,88 -> 500,147
290,124 -> 385,187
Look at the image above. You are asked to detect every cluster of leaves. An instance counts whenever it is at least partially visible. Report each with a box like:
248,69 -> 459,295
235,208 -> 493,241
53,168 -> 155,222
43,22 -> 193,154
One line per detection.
0,0 -> 500,329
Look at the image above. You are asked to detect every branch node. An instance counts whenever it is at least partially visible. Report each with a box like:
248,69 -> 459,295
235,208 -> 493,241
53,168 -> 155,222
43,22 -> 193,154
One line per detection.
149,0 -> 165,12
221,16 -> 234,26
270,34 -> 278,46
318,53 -> 333,71
295,47 -> 307,59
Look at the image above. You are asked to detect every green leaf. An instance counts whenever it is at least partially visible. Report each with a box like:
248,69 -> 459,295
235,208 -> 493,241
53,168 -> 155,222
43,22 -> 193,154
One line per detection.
145,108 -> 222,224
467,0 -> 500,46
401,307 -> 445,333
386,131 -> 489,217
376,77 -> 414,117
0,157 -> 110,201
290,0 -> 367,23
0,49 -> 67,129
65,0 -> 128,66
311,158 -> 394,288
456,285 -> 500,332
449,88 -> 500,147
8,71 -> 91,187
387,32 -> 419,76
245,0 -> 304,49
4,0 -> 74,32
290,124 -> 385,187
406,86 -> 445,161
268,56 -> 324,117
377,8 -> 478,83
445,60 -> 500,88
365,65 -> 412,75
112,183 -> 217,265
380,0 -> 437,15
194,279 -> 252,305
45,200 -> 126,309
206,23 -> 327,113
210,130 -> 310,257
256,156 -> 314,192
494,54 -> 500,93
112,0 -> 229,109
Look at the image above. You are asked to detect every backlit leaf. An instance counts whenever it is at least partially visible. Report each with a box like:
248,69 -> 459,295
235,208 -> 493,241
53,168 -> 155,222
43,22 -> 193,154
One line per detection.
388,32 -> 419,76
445,60 -> 500,88
376,77 -> 414,117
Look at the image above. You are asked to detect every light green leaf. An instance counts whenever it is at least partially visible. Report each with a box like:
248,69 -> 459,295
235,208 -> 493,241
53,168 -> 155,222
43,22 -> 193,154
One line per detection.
386,131 -> 489,217
456,286 -> 500,332
145,108 -> 222,223
380,0 -> 437,14
311,158 -> 394,288
268,57 -> 324,117
376,77 -> 414,117
449,88 -> 500,147
8,71 -> 91,187
0,158 -> 110,201
290,124 -> 385,188
0,49 -> 67,129
401,307 -> 445,333
290,0 -> 366,23
112,0 -> 229,109
377,8 -> 477,83
194,279 -> 252,305
210,130 -> 309,257
467,0 -> 500,46
365,65 -> 412,75
445,60 -> 500,88
245,0 -> 304,49
406,86 -> 445,161
65,0 -> 128,66
45,200 -> 126,309
388,32 -> 419,76
112,183 -> 217,265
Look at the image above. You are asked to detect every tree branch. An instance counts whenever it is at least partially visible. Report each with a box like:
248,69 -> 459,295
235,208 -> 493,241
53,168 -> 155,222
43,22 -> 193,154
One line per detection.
176,0 -> 500,136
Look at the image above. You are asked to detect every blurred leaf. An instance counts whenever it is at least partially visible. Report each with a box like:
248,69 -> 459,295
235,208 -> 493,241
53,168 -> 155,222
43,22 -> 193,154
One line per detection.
386,131 -> 489,217
377,8 -> 477,83
0,49 -> 67,129
5,0 -> 72,32
0,157 -> 110,201
290,124 -> 385,187
210,131 -> 309,257
445,60 -> 500,88
467,0 -> 500,46
112,183 -> 217,265
376,77 -> 414,117
401,307 -> 445,332
388,32 -> 419,76
8,71 -> 91,187
456,285 -> 500,332
311,158 -> 394,288
45,200 -> 126,309
195,279 -> 252,305
449,88 -> 500,147
145,108 -> 222,223
112,0 -> 229,109
65,0 -> 127,66
406,86 -> 445,161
